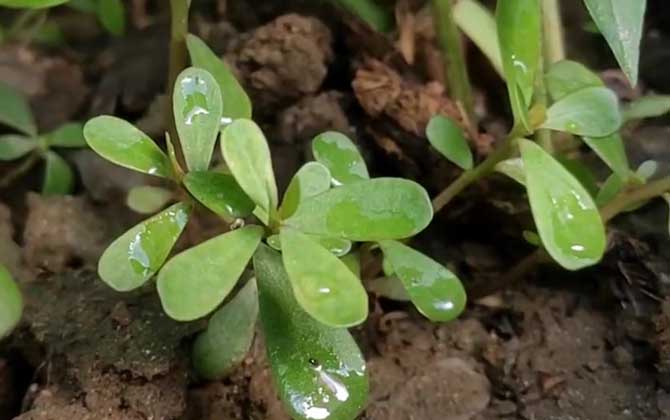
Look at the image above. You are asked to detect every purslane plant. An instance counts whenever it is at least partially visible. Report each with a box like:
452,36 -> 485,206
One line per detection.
83,34 -> 466,420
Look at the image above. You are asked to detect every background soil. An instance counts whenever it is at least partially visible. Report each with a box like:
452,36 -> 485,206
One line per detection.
1,0 -> 670,419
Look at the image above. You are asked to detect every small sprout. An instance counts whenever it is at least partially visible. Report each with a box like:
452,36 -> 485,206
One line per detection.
426,115 -> 473,170
522,230 -> 542,247
183,171 -> 255,219
541,86 -> 622,137
0,264 -> 22,339
312,132 -> 369,186
126,186 -> 173,214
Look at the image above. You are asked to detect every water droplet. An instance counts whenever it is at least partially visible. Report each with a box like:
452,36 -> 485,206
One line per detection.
318,287 -> 331,294
433,300 -> 454,311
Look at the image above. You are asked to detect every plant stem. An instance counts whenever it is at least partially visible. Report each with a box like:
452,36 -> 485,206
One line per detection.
432,0 -> 475,125
600,176 -> 670,223
0,153 -> 40,189
541,0 -> 566,66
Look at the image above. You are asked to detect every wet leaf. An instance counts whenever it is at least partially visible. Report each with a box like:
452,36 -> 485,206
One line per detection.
173,67 -> 223,172
44,122 -> 86,148
367,276 -> 410,301
555,156 -> 599,197
453,0 -> 503,76
42,151 -> 73,195
184,171 -> 255,219
426,115 -> 473,170
541,87 -> 621,137
520,139 -> 606,270
582,133 -> 631,181
281,228 -> 368,328
284,178 -> 432,241
266,233 -> 352,257
0,135 -> 37,161
0,265 -> 22,339
193,278 -> 258,380
97,0 -> 125,36
186,34 -> 252,121
623,95 -> 670,122
126,186 -> 173,214
84,116 -> 171,178
157,225 -> 263,321
0,82 -> 36,136
221,119 -> 278,216
98,202 -> 191,291
0,0 -> 68,7
496,0 -> 541,131
583,0 -> 645,86
254,245 -> 369,420
279,162 -> 331,219
494,157 -> 526,185
379,241 -> 466,322
545,60 -> 603,101
312,132 -> 369,186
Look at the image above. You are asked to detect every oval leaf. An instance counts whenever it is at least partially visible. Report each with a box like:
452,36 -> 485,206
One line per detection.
312,131 -> 369,186
426,115 -> 473,170
84,115 -> 171,177
0,135 -> 37,161
98,202 -> 190,291
453,0 -> 503,76
284,178 -> 433,241
126,185 -> 173,214
279,161 -> 331,219
44,122 -> 86,148
623,95 -> 670,122
541,86 -> 621,137
266,233 -> 351,257
379,240 -> 466,322
495,157 -> 526,185
0,0 -> 68,8
582,133 -> 631,181
281,228 -> 368,328
367,276 -> 411,301
254,245 -> 369,420
157,225 -> 263,321
0,82 -> 36,136
97,0 -> 125,36
520,139 -> 606,270
221,119 -> 278,214
193,278 -> 258,380
545,60 -> 603,101
42,151 -> 73,195
186,34 -> 252,121
184,171 -> 255,219
0,265 -> 22,339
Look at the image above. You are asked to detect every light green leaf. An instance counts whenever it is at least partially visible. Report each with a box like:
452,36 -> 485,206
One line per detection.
0,82 -> 36,136
174,67 -> 224,172
0,0 -> 68,8
453,0 -> 503,76
595,172 -> 623,206
555,156 -> 599,198
494,157 -> 526,185
623,95 -> 670,122
266,233 -> 352,257
636,160 -> 657,181
426,115 -> 473,170
496,0 -> 541,132
331,0 -> 393,32
0,265 -> 22,339
520,139 -> 606,270
157,225 -> 263,321
42,151 -> 73,195
582,133 -> 631,181
84,115 -> 171,178
0,135 -> 37,161
254,245 -> 369,420
221,119 -> 278,215
379,240 -> 466,322
367,276 -> 410,301
97,0 -> 125,36
44,122 -> 86,148
312,131 -> 369,186
183,171 -> 255,219
186,34 -> 252,121
541,87 -> 621,137
279,162 -> 331,219
98,202 -> 191,291
583,0 -> 645,86
126,186 -> 173,214
281,228 -> 368,328
284,178 -> 433,241
545,60 -> 603,101
193,278 -> 258,380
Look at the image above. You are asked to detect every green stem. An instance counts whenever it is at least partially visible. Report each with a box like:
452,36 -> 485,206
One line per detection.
541,0 -> 566,66
167,0 -> 190,161
6,8 -> 44,41
432,0 -> 475,125
600,176 -> 670,223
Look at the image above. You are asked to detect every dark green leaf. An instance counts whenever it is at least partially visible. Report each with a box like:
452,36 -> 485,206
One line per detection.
184,171 -> 255,219
331,0 -> 393,32
545,60 -> 603,101
541,87 -> 621,137
623,95 -> 670,122
582,133 -> 631,181
0,82 -> 36,136
279,162 -> 331,219
98,202 -> 191,291
0,264 -> 22,339
284,178 -> 433,241
426,115 -> 473,170
254,245 -> 369,420
42,151 -> 73,195
0,0 -> 68,8
126,186 -> 173,214
157,225 -> 263,321
281,228 -> 368,328
97,0 -> 125,36
67,0 -> 96,12
312,131 -> 369,186
0,135 -> 37,161
453,0 -> 504,76
44,122 -> 86,148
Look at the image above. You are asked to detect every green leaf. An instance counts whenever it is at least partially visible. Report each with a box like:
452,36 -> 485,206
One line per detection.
367,276 -> 410,301
379,240 -> 466,322
0,0 -> 68,8
583,0 -> 645,86
266,234 -> 352,257
280,228 -> 368,328
173,67 -> 224,172
312,131 -> 369,186
186,34 -> 252,121
582,133 -> 631,181
67,0 -> 97,12
284,178 -> 433,241
126,186 -> 173,214
595,172 -> 623,206
221,119 -> 278,215
42,151 -> 73,195
184,171 -> 255,219
0,265 -> 22,339
193,278 -> 258,380
494,157 -> 526,185
496,0 -> 541,132
0,135 -> 37,161
98,202 -> 191,291
44,122 -> 86,148
541,87 -> 621,137
84,116 -> 171,178
636,160 -> 657,181
426,115 -> 473,170
97,0 -> 125,36
520,139 -> 606,270
254,245 -> 369,420
279,162 -> 331,219
453,0 -> 503,77
0,82 -> 36,136
157,225 -> 263,321
545,60 -> 603,101
555,156 -> 599,198
623,95 -> 670,122
331,0 -> 393,32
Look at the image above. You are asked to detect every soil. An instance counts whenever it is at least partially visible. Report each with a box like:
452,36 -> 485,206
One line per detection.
1,1 -> 670,419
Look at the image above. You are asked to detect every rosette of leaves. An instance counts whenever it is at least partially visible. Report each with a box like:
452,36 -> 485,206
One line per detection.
0,82 -> 86,194
83,34 -> 466,420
